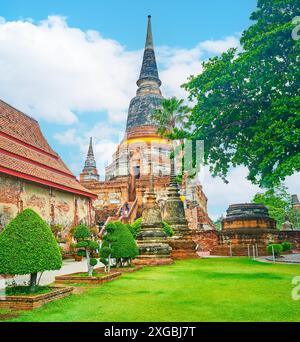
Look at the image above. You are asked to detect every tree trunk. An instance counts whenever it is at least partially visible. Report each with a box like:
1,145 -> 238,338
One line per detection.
108,243 -> 111,273
30,272 -> 38,292
86,250 -> 93,277
170,146 -> 177,185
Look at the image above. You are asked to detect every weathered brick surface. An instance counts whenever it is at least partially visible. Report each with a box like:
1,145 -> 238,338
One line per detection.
95,266 -> 143,273
55,271 -> 122,284
193,230 -> 300,256
133,258 -> 173,266
0,287 -> 73,311
0,174 -> 94,229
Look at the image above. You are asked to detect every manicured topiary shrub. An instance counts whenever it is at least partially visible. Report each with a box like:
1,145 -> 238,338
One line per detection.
267,244 -> 283,257
281,241 -> 293,252
0,209 -> 62,292
102,221 -> 139,267
73,224 -> 99,276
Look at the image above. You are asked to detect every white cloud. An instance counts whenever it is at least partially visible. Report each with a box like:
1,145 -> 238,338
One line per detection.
199,35 -> 240,54
285,172 -> 300,196
54,123 -> 122,176
0,16 -> 140,124
158,46 -> 204,99
203,166 -> 261,216
5,15 -> 284,219
0,16 -> 241,125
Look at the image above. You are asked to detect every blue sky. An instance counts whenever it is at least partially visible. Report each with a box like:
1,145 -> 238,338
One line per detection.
1,0 -> 298,219
1,0 -> 256,49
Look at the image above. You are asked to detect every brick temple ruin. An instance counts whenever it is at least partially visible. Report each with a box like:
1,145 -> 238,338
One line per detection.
0,100 -> 96,230
194,203 -> 300,256
1,16 -> 299,260
79,16 -> 214,234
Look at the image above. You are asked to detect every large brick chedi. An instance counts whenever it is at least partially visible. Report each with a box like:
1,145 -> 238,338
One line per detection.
79,16 -> 214,232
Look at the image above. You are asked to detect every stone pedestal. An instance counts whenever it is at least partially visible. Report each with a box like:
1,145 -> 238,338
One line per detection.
134,184 -> 172,266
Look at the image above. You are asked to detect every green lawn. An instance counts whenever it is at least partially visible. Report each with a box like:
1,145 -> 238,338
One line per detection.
2,258 -> 300,322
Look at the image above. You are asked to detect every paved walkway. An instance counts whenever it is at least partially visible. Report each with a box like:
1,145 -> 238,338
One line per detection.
258,254 -> 300,264
0,259 -> 103,288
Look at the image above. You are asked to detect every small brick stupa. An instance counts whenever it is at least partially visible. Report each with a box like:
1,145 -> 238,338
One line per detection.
134,174 -> 172,265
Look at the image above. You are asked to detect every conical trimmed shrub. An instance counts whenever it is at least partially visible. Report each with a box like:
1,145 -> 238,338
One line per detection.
109,222 -> 139,260
0,209 -> 62,286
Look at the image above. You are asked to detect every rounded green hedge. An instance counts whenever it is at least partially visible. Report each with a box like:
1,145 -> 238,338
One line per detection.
0,209 -> 62,275
73,224 -> 91,240
90,258 -> 98,267
267,244 -> 283,256
281,241 -> 293,251
102,221 -> 138,259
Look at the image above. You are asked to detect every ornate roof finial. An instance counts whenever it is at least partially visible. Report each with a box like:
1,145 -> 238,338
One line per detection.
87,137 -> 94,157
81,137 -> 99,181
145,15 -> 153,50
84,137 -> 97,169
137,15 -> 161,86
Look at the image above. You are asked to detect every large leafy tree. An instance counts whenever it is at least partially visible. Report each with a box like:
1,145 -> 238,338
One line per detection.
0,209 -> 62,292
180,0 -> 300,188
252,185 -> 296,228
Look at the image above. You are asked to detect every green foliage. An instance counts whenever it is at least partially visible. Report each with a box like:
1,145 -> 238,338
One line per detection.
176,0 -> 300,188
76,241 -> 89,248
281,241 -> 293,251
130,218 -> 174,238
73,224 -> 99,276
88,240 -> 99,251
102,222 -> 139,260
77,249 -> 86,257
267,244 -> 283,256
151,97 -> 191,135
129,218 -> 142,238
100,258 -> 109,266
252,185 -> 294,228
214,216 -> 224,231
5,285 -> 51,296
73,224 -> 91,240
89,258 -> 98,267
111,222 -> 139,259
7,259 -> 300,322
162,221 -> 174,237
0,209 -> 62,275
50,224 -> 64,237
100,246 -> 112,259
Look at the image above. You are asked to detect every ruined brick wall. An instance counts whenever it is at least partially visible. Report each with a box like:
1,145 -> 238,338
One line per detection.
193,231 -> 219,253
81,174 -> 213,229
193,229 -> 300,256
0,174 -> 94,230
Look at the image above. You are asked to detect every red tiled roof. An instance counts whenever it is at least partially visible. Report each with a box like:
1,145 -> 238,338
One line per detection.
0,99 -> 96,199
